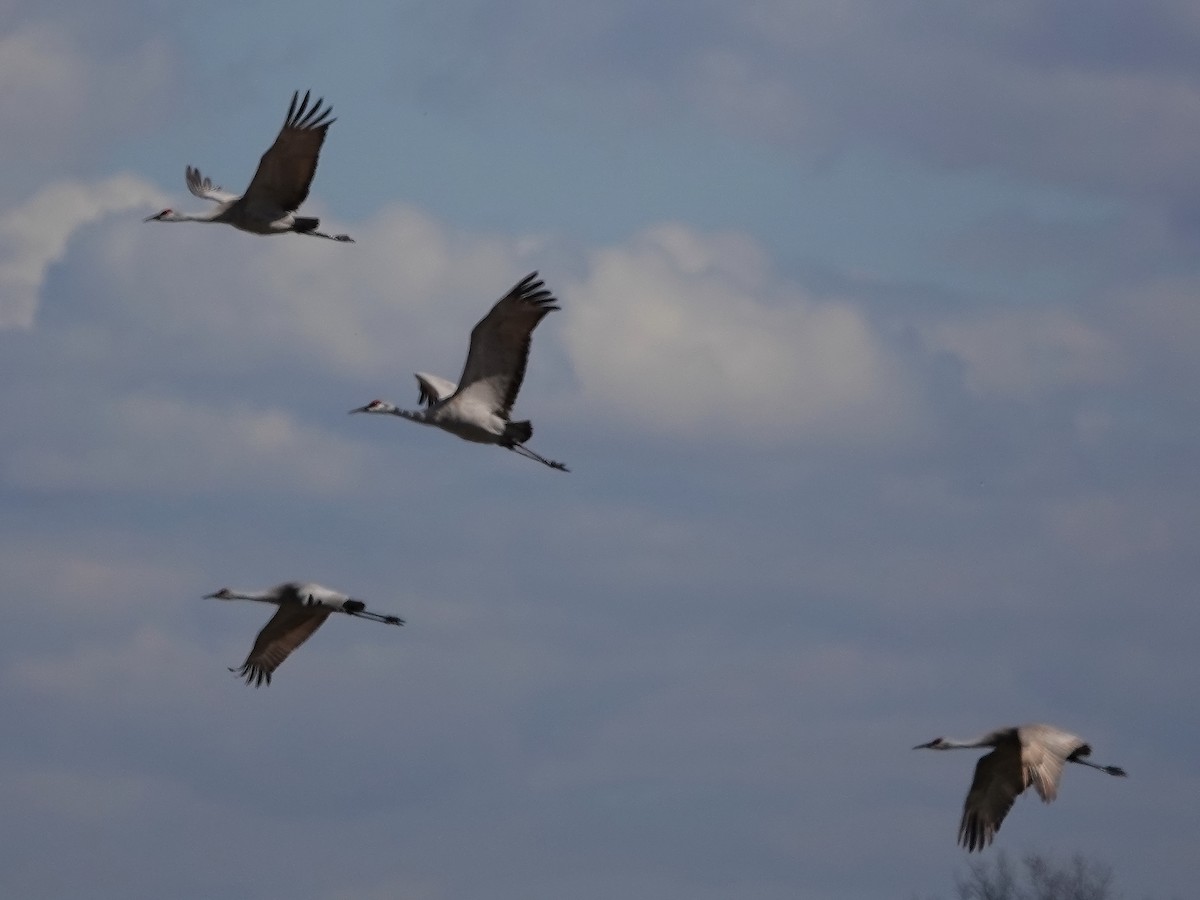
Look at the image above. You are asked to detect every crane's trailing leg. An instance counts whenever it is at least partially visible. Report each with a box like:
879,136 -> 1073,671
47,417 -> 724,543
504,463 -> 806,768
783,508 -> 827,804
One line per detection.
508,442 -> 569,472
1067,746 -> 1127,776
347,609 -> 406,626
342,597 -> 403,624
500,419 -> 567,470
293,217 -> 355,242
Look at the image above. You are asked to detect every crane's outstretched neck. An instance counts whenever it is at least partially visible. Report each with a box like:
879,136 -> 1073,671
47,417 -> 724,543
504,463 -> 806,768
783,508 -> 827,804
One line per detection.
205,588 -> 277,604
393,408 -> 429,424
144,210 -> 216,224
914,734 -> 999,750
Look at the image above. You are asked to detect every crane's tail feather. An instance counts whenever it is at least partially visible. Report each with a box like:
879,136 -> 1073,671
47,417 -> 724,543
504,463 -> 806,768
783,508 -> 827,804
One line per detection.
504,420 -> 533,444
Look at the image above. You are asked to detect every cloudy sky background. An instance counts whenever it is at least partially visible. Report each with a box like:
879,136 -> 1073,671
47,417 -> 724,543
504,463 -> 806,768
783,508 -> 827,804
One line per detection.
2,1 -> 1198,897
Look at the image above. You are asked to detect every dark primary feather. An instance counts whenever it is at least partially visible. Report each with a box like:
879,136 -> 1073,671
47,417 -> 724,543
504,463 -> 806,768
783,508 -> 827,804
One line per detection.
959,742 -> 1025,852
457,272 -> 559,417
240,90 -> 336,215
230,604 -> 331,688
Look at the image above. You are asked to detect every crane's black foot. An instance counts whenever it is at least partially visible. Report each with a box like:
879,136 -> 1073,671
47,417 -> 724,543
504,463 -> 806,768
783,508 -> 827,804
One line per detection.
1106,766 -> 1128,777
334,234 -> 355,242
385,615 -> 405,626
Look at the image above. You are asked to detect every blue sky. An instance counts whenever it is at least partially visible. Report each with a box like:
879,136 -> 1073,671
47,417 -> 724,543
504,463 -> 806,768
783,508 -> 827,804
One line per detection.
2,1 -> 1198,898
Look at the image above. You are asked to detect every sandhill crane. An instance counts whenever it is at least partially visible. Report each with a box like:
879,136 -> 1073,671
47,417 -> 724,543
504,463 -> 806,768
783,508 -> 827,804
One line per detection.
351,272 -> 569,471
914,723 -> 1127,851
145,91 -> 353,242
206,581 -> 403,687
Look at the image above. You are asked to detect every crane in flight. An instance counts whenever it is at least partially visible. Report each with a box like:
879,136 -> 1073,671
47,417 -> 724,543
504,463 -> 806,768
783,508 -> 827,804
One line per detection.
351,271 -> 569,471
206,581 -> 403,687
914,723 -> 1127,851
145,90 -> 353,242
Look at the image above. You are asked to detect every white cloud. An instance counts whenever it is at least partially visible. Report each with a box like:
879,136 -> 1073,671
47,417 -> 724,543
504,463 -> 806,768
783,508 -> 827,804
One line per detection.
237,205 -> 541,379
6,178 -> 914,454
0,174 -> 167,328
50,197 -> 547,381
564,224 -> 917,442
0,185 -> 561,499
925,309 -> 1123,398
3,392 -> 369,496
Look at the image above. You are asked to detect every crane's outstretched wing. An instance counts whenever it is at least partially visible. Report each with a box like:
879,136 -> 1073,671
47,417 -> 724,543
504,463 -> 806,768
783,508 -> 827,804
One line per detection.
1019,725 -> 1081,803
185,165 -> 237,204
240,90 -> 335,216
958,746 -> 1026,852
230,604 -> 331,687
414,372 -> 458,407
454,272 -> 559,417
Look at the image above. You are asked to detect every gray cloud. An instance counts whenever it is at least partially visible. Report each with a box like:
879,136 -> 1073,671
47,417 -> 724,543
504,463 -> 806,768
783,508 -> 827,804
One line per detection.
2,6 -> 1199,899
415,1 -> 1200,205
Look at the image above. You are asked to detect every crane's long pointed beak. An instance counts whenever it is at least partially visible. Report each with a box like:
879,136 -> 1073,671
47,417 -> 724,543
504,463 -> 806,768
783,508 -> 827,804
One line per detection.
349,406 -> 369,414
